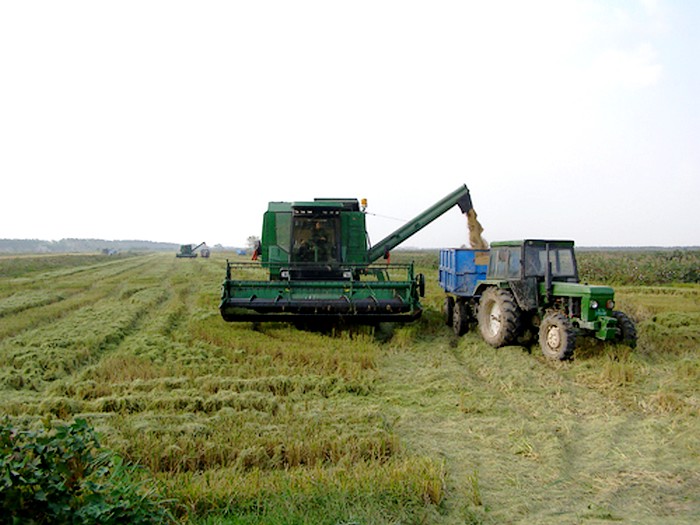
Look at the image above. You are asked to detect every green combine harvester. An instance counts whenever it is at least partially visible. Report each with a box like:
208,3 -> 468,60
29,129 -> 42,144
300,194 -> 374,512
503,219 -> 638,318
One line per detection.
220,185 -> 474,323
177,242 -> 207,258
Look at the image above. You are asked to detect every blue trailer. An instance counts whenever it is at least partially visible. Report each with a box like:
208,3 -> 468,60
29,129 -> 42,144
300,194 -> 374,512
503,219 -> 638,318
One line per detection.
438,248 -> 489,335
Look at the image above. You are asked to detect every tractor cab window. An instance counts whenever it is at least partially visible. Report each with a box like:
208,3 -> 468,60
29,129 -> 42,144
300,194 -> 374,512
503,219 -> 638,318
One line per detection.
524,244 -> 578,280
489,247 -> 521,279
291,215 -> 339,263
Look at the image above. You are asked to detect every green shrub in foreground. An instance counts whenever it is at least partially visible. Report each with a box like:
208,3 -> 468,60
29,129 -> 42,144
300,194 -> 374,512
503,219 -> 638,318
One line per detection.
0,417 -> 175,525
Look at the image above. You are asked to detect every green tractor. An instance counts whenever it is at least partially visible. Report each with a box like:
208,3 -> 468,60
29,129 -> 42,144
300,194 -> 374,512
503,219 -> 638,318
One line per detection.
441,240 -> 637,360
220,185 -> 474,324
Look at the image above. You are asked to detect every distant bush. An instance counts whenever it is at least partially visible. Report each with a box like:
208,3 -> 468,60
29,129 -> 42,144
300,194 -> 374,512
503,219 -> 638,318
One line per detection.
577,250 -> 700,286
389,250 -> 440,269
0,238 -> 178,255
0,254 -> 134,279
0,418 -> 175,524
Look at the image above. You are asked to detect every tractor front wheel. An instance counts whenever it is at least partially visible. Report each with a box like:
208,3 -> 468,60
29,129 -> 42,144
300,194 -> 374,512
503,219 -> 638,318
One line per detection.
539,311 -> 575,360
477,288 -> 521,347
613,311 -> 637,348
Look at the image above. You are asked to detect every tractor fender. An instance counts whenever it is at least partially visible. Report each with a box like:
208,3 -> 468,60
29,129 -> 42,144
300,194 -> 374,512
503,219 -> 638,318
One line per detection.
507,277 -> 539,312
473,280 -> 507,298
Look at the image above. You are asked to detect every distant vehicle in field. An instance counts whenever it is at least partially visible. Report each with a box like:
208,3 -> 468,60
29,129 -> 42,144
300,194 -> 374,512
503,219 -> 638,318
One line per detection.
177,242 -> 207,258
439,239 -> 637,360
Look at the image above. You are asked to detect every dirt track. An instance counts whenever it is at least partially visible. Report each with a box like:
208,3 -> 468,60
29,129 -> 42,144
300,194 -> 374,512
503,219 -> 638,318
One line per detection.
379,332 -> 699,524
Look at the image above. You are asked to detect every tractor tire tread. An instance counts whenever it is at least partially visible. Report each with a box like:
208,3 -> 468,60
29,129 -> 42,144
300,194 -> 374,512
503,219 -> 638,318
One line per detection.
477,287 -> 521,347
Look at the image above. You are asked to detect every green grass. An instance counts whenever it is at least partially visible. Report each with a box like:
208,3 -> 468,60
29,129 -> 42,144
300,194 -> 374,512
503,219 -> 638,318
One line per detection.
0,252 -> 137,280
1,251 -> 698,524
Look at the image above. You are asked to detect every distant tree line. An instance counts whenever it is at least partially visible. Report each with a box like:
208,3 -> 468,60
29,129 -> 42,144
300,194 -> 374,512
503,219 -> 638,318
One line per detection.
0,238 -> 181,254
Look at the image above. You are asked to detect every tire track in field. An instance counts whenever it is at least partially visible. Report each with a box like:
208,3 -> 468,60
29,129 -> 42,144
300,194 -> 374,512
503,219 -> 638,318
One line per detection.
379,330 -> 700,524
460,343 -> 695,523
446,342 -> 623,523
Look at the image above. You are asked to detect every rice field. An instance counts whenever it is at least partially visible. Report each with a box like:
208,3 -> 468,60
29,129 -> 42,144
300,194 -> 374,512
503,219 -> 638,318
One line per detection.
1,250 -> 698,524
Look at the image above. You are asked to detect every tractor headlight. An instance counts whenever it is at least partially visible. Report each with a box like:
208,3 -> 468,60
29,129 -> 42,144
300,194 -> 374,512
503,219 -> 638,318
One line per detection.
280,270 -> 290,279
590,300 -> 599,310
342,270 -> 353,280
606,299 -> 615,309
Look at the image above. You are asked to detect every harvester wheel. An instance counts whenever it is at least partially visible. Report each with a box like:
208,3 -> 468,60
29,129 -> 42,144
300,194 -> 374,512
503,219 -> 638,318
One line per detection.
539,311 -> 575,360
477,287 -> 521,347
453,299 -> 469,336
416,273 -> 426,297
444,296 -> 454,327
613,311 -> 637,348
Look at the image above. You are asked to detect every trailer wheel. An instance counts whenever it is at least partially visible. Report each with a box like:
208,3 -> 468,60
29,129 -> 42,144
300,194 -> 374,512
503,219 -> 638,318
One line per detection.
444,296 -> 454,327
453,299 -> 469,336
477,288 -> 521,347
539,311 -> 575,360
613,311 -> 637,348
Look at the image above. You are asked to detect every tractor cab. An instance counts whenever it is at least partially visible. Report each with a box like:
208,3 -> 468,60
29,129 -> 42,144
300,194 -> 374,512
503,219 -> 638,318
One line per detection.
487,240 -> 579,283
482,240 -> 590,313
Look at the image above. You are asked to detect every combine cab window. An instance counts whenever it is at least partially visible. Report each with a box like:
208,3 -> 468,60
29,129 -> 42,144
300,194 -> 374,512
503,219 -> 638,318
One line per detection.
291,216 -> 339,263
275,213 -> 291,254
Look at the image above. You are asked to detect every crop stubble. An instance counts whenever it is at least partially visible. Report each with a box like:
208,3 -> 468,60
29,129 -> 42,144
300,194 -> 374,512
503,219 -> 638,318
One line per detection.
0,251 -> 698,524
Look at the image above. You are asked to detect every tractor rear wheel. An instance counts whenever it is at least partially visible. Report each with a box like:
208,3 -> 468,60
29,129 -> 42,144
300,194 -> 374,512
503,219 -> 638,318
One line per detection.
453,299 -> 469,336
539,311 -> 575,360
613,311 -> 637,348
477,287 -> 521,347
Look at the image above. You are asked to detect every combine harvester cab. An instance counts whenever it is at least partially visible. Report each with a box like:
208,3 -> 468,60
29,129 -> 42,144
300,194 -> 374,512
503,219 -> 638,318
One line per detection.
220,185 -> 474,324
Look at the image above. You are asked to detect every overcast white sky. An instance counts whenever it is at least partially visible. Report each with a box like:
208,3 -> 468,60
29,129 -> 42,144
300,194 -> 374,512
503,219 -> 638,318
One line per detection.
1,1 -> 698,248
